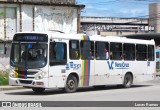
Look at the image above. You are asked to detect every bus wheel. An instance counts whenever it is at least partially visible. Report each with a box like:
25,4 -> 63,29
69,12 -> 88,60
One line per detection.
123,74 -> 133,88
65,75 -> 78,93
32,88 -> 45,93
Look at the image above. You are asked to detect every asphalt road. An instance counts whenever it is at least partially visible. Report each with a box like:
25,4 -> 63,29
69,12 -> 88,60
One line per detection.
1,78 -> 160,110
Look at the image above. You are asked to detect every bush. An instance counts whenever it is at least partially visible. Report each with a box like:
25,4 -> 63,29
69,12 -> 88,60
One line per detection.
0,70 -> 9,86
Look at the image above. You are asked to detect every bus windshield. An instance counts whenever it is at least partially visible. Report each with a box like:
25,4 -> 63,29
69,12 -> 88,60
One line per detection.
10,43 -> 48,69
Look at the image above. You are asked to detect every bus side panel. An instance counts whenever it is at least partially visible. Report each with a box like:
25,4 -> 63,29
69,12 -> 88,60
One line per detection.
122,60 -> 155,84
147,61 -> 155,80
132,61 -> 148,83
65,60 -> 95,87
104,60 -> 123,85
94,60 -> 122,85
48,65 -> 66,88
79,60 -> 95,87
147,61 -> 156,74
94,60 -> 108,85
122,61 -> 136,83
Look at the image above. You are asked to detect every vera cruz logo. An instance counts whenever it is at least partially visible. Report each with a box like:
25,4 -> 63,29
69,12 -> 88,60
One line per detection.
107,61 -> 114,70
107,61 -> 129,70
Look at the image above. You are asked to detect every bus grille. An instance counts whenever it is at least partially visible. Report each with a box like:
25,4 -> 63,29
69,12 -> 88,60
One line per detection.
19,80 -> 33,84
27,71 -> 38,75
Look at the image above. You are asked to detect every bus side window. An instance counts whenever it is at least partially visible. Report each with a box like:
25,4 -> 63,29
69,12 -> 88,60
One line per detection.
148,45 -> 155,61
110,42 -> 122,60
69,40 -> 80,60
123,43 -> 135,60
81,41 -> 94,60
95,41 -> 109,60
136,44 -> 147,61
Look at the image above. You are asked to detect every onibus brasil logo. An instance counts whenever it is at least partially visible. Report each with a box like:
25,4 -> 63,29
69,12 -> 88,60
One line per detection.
107,61 -> 129,70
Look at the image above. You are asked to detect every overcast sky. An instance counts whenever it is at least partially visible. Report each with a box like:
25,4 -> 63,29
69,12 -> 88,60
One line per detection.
77,0 -> 160,18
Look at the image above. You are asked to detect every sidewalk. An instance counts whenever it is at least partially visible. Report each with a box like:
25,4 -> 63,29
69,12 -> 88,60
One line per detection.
0,85 -> 26,91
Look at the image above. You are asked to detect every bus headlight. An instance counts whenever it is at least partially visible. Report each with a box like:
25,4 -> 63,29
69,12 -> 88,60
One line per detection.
9,70 -> 16,78
35,72 -> 47,80
9,73 -> 15,78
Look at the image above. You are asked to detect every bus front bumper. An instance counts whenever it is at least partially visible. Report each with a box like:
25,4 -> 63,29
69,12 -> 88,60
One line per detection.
9,77 -> 48,88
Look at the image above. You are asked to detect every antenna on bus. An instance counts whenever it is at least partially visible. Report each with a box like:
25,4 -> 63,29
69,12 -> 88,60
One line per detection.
48,30 -> 64,33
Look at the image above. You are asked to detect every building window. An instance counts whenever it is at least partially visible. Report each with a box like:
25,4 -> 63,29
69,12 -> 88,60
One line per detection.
81,41 -> 94,60
148,45 -> 154,61
69,40 -> 80,60
110,42 -> 122,60
95,41 -> 109,60
123,43 -> 135,60
136,44 -> 147,61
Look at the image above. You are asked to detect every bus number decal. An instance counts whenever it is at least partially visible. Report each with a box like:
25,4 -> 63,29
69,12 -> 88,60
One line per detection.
66,62 -> 81,70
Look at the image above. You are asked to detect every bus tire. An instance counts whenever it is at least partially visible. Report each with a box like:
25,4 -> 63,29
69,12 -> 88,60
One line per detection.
32,88 -> 45,93
65,75 -> 78,93
123,74 -> 133,88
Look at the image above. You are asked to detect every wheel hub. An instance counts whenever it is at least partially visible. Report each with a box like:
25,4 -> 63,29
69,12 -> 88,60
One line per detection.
67,80 -> 75,89
125,77 -> 131,85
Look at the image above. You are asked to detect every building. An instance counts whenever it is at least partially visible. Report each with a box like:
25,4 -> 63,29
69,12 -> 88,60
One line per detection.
81,16 -> 154,36
149,3 -> 160,33
0,0 -> 84,70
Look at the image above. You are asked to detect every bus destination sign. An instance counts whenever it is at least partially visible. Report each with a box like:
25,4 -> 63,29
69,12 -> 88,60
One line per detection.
13,34 -> 48,42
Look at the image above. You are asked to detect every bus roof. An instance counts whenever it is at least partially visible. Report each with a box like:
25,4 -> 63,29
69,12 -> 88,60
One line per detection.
15,31 -> 155,45
120,33 -> 160,45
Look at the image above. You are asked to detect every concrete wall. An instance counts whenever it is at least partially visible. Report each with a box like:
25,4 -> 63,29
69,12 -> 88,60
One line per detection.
33,6 -> 77,33
81,16 -> 148,24
100,31 -> 138,36
0,0 -> 75,4
0,3 -> 80,70
0,5 -> 17,40
0,4 -> 78,40
81,16 -> 152,36
149,3 -> 160,33
0,42 -> 11,70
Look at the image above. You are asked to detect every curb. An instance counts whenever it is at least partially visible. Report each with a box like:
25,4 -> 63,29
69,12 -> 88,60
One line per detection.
0,86 -> 26,91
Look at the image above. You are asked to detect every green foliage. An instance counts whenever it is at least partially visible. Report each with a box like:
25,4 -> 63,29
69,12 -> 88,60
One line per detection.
0,71 -> 9,86
0,12 -> 5,16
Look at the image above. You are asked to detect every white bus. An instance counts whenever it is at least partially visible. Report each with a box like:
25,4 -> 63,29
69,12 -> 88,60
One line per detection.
9,31 -> 156,93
